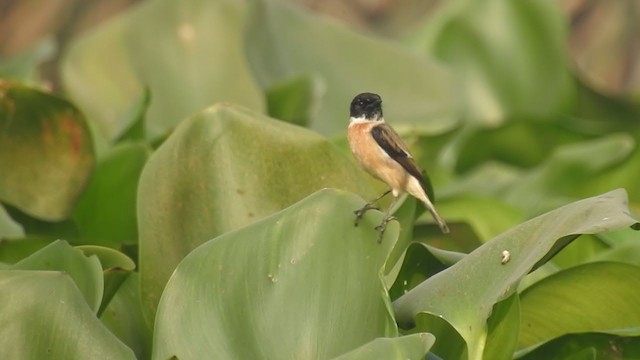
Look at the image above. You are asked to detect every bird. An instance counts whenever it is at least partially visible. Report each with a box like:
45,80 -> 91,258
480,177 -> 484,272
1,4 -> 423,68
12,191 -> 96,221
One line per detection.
347,92 -> 449,241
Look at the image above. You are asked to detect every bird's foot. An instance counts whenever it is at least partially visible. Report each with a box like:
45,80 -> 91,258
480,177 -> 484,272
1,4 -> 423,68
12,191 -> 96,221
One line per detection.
375,216 -> 397,243
354,203 -> 379,226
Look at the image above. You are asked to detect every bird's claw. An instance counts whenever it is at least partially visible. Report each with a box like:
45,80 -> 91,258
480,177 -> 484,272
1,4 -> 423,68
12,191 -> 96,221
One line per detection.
375,216 -> 397,243
353,203 -> 379,226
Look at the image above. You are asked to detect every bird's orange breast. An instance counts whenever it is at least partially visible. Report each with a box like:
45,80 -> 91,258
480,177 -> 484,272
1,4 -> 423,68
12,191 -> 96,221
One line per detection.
347,122 -> 409,195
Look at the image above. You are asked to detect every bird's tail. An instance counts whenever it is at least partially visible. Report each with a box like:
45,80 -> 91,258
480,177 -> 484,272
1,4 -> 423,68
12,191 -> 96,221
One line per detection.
407,177 -> 450,233
423,198 -> 450,234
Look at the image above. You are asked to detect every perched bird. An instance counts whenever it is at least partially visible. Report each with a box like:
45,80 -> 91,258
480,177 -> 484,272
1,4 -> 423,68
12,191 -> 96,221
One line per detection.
347,92 -> 449,241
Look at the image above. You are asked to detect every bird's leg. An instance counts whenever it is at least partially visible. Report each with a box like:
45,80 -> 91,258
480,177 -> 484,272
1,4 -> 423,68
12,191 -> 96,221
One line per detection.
354,189 -> 392,226
374,196 -> 400,243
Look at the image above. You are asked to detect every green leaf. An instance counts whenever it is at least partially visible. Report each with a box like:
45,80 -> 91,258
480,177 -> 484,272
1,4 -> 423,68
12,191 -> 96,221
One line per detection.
483,294 -> 520,360
383,195 -> 420,283
61,0 -> 265,141
518,262 -> 640,352
518,333 -> 640,360
2,204 -> 79,240
138,104 -> 373,324
389,242 -> 458,301
153,189 -> 400,359
76,245 -> 136,316
452,121 -> 588,172
11,240 -> 104,313
331,333 -> 435,360
393,189 -> 638,360
409,313 -> 467,360
0,271 -> 135,359
0,237 -> 51,265
575,137 -> 640,208
73,141 -> 151,247
266,74 -> 324,127
245,0 -> 458,136
0,80 -> 95,221
589,242 -> 640,266
504,134 -> 635,216
0,204 -> 24,238
407,0 -> 573,123
115,87 -> 150,143
546,235 -> 609,269
428,195 -> 523,242
101,273 -> 152,360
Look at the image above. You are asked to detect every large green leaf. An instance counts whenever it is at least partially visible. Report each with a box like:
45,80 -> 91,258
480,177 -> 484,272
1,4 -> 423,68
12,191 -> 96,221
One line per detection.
393,189 -> 638,360
61,0 -> 265,141
138,104 -> 373,324
518,262 -> 640,353
72,141 -> 151,247
0,271 -> 134,359
406,0 -> 573,123
0,80 -> 94,221
11,240 -> 104,313
101,273 -> 152,360
245,0 -> 458,136
331,333 -> 435,360
153,189 -> 401,359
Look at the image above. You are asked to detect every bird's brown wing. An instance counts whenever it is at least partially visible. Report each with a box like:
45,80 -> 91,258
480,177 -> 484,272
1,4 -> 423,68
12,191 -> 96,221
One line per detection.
371,123 -> 435,201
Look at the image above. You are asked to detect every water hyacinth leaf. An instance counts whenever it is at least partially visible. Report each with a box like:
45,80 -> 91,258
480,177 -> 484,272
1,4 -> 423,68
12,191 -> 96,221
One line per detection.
504,134 -> 635,216
73,141 -> 152,248
2,205 -> 79,241
0,237 -> 51,265
393,189 -> 638,360
138,104 -> 373,324
388,242 -> 455,301
101,273 -> 152,360
518,262 -> 640,352
76,245 -> 136,315
0,204 -> 24,239
410,313 -> 467,360
589,242 -> 640,266
406,0 -> 573,123
11,240 -> 104,313
0,80 -> 94,221
517,332 -> 640,360
574,140 -> 640,208
115,87 -> 150,143
62,0 -> 265,141
453,120 -> 588,173
266,74 -> 324,127
331,333 -> 435,360
0,271 -> 135,359
482,293 -> 520,360
245,0 -> 458,136
429,195 -> 523,243
153,189 -> 400,359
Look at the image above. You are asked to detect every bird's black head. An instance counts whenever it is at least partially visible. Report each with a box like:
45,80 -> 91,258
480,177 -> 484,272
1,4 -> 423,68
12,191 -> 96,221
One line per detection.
350,92 -> 383,120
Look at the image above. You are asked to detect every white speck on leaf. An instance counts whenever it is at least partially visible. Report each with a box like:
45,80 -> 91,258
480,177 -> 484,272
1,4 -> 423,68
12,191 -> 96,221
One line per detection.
501,250 -> 511,264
